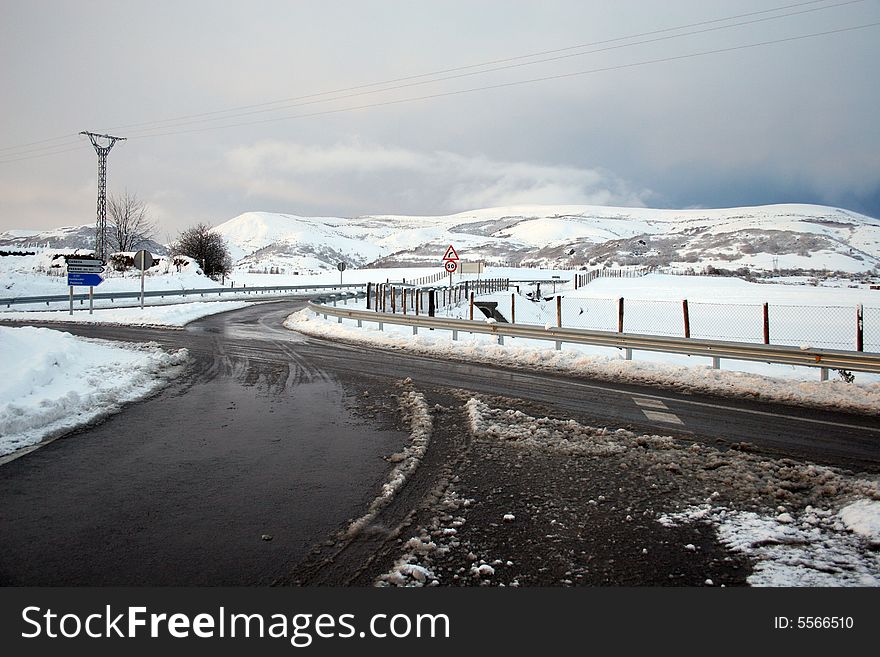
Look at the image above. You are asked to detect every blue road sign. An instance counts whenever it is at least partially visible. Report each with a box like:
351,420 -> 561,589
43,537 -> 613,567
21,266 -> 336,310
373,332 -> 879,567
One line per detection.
67,273 -> 104,287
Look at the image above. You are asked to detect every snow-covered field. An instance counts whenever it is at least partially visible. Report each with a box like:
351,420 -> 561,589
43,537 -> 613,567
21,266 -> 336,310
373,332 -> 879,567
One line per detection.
0,301 -> 252,328
440,274 -> 880,351
0,326 -> 187,458
293,272 -> 880,391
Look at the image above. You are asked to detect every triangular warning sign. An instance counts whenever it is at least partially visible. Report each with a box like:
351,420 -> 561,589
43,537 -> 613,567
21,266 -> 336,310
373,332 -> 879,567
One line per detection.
442,244 -> 460,261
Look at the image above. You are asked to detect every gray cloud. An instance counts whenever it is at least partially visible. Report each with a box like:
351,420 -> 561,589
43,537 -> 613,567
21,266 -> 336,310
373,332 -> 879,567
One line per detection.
1,0 -> 879,235
225,140 -> 651,215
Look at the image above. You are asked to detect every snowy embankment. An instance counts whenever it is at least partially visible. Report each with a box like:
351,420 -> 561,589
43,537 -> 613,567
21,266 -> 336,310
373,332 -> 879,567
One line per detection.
346,382 -> 432,538
0,301 -> 251,328
285,309 -> 880,415
0,326 -> 188,458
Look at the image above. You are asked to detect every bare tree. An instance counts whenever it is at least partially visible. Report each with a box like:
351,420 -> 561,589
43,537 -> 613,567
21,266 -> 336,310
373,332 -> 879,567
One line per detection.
107,191 -> 156,253
171,222 -> 232,278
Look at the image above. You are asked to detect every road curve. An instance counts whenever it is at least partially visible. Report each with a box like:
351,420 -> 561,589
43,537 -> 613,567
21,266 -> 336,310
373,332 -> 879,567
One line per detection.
1,301 -> 878,585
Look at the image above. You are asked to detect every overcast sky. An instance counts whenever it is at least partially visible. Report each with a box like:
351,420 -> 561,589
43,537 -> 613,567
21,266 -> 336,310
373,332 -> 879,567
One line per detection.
1,0 -> 878,237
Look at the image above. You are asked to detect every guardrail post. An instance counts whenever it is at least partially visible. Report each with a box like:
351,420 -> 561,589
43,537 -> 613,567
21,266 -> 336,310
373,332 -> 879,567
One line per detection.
857,304 -> 864,352
618,297 -> 624,333
712,356 -> 720,369
763,303 -> 770,344
682,299 -> 690,338
820,367 -> 829,382
452,329 -> 458,341
625,348 -> 632,360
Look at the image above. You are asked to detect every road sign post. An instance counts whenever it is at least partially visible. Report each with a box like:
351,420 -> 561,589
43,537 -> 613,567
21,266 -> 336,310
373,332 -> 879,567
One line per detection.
337,261 -> 346,287
134,250 -> 154,310
66,257 -> 105,314
442,244 -> 460,289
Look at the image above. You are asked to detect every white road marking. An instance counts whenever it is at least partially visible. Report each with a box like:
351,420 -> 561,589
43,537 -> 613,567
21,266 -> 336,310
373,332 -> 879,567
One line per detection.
555,379 -> 880,434
641,410 -> 685,425
633,398 -> 668,410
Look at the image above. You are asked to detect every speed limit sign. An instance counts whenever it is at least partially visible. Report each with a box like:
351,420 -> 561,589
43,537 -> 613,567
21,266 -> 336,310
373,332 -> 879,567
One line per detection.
444,260 -> 457,273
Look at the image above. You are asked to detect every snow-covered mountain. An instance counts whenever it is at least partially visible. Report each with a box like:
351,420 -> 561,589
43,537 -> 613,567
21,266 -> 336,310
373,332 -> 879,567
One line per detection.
213,204 -> 880,274
0,224 -> 168,255
4,203 -> 878,274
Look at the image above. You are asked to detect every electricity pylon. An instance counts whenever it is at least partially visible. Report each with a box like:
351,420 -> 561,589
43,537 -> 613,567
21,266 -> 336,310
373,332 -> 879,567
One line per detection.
81,131 -> 126,261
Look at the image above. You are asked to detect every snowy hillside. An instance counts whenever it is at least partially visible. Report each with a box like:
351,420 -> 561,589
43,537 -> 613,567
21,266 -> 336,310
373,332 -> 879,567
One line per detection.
0,224 -> 167,255
212,203 -> 880,274
4,203 -> 878,275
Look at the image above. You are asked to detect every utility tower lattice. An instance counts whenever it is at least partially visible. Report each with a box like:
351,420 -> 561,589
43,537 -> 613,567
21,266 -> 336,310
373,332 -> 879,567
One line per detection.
80,131 -> 126,262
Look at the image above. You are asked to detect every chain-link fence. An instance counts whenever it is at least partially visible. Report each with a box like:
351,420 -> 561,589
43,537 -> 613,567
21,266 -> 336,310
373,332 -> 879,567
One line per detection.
535,296 -> 876,352
365,281 -> 877,353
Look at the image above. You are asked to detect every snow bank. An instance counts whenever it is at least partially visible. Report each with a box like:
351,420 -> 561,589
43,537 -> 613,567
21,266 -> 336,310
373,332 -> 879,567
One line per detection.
285,309 -> 880,415
0,326 -> 188,457
660,504 -> 880,586
346,382 -> 432,538
1,301 -> 251,328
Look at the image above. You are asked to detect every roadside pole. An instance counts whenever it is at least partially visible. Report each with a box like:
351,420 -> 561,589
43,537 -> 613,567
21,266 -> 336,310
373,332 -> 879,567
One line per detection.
89,286 -> 94,315
69,286 -> 73,316
337,262 -> 346,289
133,250 -> 154,311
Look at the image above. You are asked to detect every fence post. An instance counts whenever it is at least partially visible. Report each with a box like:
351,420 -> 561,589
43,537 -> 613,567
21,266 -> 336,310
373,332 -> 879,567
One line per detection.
391,287 -> 396,314
618,297 -> 625,333
557,295 -> 562,328
469,292 -> 474,320
682,299 -> 690,338
428,290 -> 435,317
857,304 -> 864,352
402,288 -> 407,315
763,303 -> 770,344
511,293 -> 516,324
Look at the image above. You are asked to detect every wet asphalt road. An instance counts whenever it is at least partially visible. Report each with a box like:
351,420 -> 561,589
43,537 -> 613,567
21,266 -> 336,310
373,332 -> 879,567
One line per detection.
0,302 -> 408,585
1,300 -> 878,585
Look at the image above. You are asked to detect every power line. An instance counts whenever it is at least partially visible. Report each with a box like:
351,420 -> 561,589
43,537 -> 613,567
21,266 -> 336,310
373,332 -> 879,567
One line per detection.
2,20 -> 876,162
112,0 -> 870,140
0,133 -> 82,154
106,0 -> 848,133
119,22 -> 880,141
0,0 -> 859,155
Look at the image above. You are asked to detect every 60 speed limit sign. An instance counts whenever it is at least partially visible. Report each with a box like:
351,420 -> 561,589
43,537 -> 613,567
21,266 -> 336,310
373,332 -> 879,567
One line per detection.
444,261 -> 457,273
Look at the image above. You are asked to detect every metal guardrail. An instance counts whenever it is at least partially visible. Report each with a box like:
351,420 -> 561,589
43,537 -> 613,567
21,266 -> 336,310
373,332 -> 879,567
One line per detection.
0,283 -> 366,308
308,300 -> 880,376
